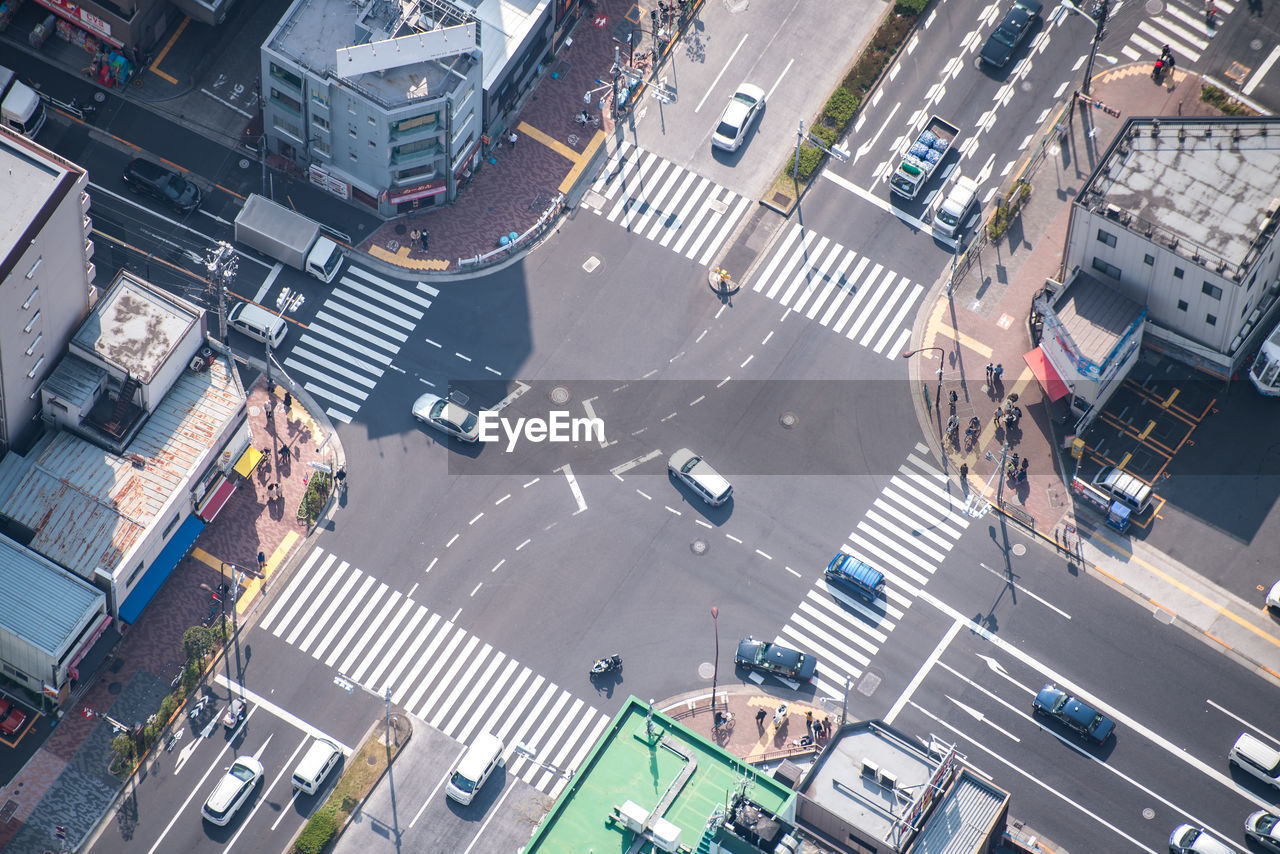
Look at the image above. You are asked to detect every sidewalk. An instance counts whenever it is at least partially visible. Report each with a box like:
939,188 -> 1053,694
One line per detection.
357,0 -> 685,273
908,66 -> 1280,682
0,365 -> 342,854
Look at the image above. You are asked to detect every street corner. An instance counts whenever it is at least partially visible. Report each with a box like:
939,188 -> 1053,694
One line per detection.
366,242 -> 451,271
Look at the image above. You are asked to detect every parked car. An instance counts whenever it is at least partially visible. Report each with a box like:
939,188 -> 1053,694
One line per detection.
1168,824 -> 1233,854
122,158 -> 202,213
1266,579 -> 1280,612
735,637 -> 817,682
412,393 -> 480,443
668,448 -> 732,506
0,701 -> 26,735
1031,684 -> 1115,743
1245,811 -> 1280,853
980,0 -> 1043,68
201,755 -> 263,826
711,83 -> 765,152
1229,732 -> 1280,790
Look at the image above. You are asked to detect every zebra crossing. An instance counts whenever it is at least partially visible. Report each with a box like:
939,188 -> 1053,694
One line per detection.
283,264 -> 439,424
260,547 -> 607,796
581,141 -> 753,264
772,444 -> 970,701
750,222 -> 923,359
1119,0 -> 1230,63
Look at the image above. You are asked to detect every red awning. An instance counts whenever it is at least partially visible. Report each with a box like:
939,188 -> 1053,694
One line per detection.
198,478 -> 237,523
68,614 -> 113,681
1024,346 -> 1071,401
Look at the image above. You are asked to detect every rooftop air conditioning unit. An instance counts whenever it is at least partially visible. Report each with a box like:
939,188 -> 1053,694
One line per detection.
651,817 -> 682,853
879,769 -> 898,790
618,800 -> 647,833
862,759 -> 879,780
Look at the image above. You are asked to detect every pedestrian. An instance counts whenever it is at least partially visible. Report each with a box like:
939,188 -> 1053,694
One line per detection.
986,362 -> 994,383
420,229 -> 429,252
283,391 -> 292,411
257,550 -> 266,573
756,708 -> 767,728
959,462 -> 969,482
948,389 -> 958,407
265,399 -> 274,420
508,130 -> 517,148
1021,457 -> 1029,471
993,363 -> 1004,382
279,444 -> 291,462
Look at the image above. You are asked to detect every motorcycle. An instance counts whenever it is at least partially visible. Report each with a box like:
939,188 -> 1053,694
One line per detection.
589,654 -> 622,677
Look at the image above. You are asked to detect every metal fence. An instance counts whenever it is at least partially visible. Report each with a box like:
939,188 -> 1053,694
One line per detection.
455,192 -> 564,270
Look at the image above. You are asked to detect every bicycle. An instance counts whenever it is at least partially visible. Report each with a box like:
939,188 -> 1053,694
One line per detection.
573,111 -> 600,128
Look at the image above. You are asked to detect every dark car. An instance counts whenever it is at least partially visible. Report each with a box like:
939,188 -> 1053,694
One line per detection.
122,158 -> 202,213
980,0 -> 1042,68
735,637 -> 817,682
1031,684 -> 1115,743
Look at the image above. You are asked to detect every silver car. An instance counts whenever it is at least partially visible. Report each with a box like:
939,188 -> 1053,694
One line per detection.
412,393 -> 480,442
668,448 -> 732,506
711,83 -> 765,152
1168,824 -> 1233,854
1246,812 -> 1280,853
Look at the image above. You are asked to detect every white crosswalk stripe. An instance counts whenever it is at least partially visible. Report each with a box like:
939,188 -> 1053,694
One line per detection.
749,222 -> 923,358
583,141 -> 750,264
773,444 -> 970,698
282,264 -> 435,424
259,547 -> 604,793
1118,0 -> 1231,62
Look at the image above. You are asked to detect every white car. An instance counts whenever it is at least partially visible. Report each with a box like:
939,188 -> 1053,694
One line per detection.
1246,811 -> 1280,853
1266,579 -> 1280,612
711,83 -> 765,152
412,393 -> 480,442
668,448 -> 733,506
1168,824 -> 1233,854
202,756 -> 263,826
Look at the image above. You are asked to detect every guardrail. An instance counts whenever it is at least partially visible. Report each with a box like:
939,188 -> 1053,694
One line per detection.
456,192 -> 564,270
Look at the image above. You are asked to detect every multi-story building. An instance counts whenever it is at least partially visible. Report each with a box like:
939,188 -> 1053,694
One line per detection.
24,0 -> 236,57
1063,115 -> 1280,378
0,127 -> 95,456
261,0 -> 554,218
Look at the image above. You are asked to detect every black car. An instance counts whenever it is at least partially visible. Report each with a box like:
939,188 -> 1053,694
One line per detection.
735,637 -> 817,682
122,158 -> 202,213
980,0 -> 1042,68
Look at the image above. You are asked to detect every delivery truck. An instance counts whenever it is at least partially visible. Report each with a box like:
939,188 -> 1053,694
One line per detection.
890,115 -> 960,200
234,194 -> 344,283
0,65 -> 47,138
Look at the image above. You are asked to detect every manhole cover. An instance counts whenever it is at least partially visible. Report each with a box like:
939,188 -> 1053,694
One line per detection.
238,158 -> 250,169
248,405 -> 262,417
108,682 -> 122,695
582,256 -> 601,273
1144,0 -> 1163,13
779,411 -> 798,429
1011,543 -> 1027,557
1143,808 -> 1156,820
93,91 -> 106,103
691,539 -> 708,555
856,670 -> 882,697
697,661 -> 714,679
1251,38 -> 1264,50
549,386 -> 571,405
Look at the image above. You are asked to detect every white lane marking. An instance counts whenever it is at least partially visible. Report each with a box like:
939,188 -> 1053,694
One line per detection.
973,562 -> 1072,618
484,365 -> 502,376
695,33 -> 751,113
425,557 -> 438,574
523,477 -> 540,488
665,505 -> 682,515
267,737 -> 313,830
910,704 -> 1159,853
495,494 -> 511,505
424,338 -> 442,348
1244,44 -> 1280,96
212,673 -> 352,753
611,449 -> 662,475
885,618 -> 963,724
558,464 -> 587,514
689,395 -> 705,406
766,58 -> 794,103
740,354 -> 754,368
694,519 -> 713,529
469,512 -> 484,525
252,264 -> 283,303
446,533 -> 459,547
516,538 -> 531,551
1206,699 -> 1280,745
470,582 -> 483,597
946,695 -> 1022,741
407,582 -> 419,599
919,591 -> 1276,811
786,566 -> 801,578
580,396 -> 611,448
636,489 -> 652,500
755,549 -> 772,560
823,169 -> 929,231
455,352 -> 472,362
726,534 -> 743,544
491,559 -> 505,573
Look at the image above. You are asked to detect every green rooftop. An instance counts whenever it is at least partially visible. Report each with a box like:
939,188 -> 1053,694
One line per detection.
524,696 -> 798,853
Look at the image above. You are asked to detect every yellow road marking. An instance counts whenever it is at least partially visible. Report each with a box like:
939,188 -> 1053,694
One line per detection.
516,120 -> 580,162
1161,388 -> 1180,409
239,531 -> 299,613
560,130 -> 607,194
149,17 -> 189,85
1137,420 -> 1155,440
1117,451 -> 1132,470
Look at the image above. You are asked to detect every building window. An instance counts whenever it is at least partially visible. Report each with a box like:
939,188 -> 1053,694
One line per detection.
1173,267 -> 1185,279
350,152 -> 358,161
273,115 -> 302,140
270,88 -> 303,114
1144,254 -> 1155,266
1202,282 -> 1222,300
313,139 -> 331,157
269,63 -> 302,89
1177,300 -> 1188,311
392,113 -> 438,134
1091,257 -> 1121,279
311,91 -> 329,109
368,116 -> 377,126
163,514 -> 180,537
1096,228 -> 1117,248
312,115 -> 330,132
349,124 -> 358,138
1248,271 -> 1258,289
1206,314 -> 1217,326
127,560 -> 146,588
369,140 -> 376,148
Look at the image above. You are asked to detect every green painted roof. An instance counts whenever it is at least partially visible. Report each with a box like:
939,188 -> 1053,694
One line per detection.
525,696 -> 796,853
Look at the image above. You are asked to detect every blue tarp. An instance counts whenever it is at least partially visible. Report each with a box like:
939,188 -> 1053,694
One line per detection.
118,514 -> 205,624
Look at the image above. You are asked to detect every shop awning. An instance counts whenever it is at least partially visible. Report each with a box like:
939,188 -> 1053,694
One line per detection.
197,477 -> 237,523
233,445 -> 264,478
1024,346 -> 1071,401
118,515 -> 205,624
67,615 -> 113,681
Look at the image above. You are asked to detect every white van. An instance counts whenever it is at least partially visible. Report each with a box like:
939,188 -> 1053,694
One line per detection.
1229,732 -> 1280,790
228,302 -> 287,349
1091,465 -> 1152,514
934,177 -> 979,237
292,737 -> 341,795
445,733 -> 504,805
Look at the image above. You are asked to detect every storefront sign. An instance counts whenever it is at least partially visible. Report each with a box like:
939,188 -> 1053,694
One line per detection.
308,164 -> 351,199
30,0 -> 118,45
389,181 -> 446,203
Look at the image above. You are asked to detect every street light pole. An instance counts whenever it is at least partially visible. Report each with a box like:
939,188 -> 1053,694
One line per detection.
710,606 -> 720,723
1081,0 -> 1109,96
902,347 -> 946,414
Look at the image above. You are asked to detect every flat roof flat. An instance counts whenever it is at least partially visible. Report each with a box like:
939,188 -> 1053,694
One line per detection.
1052,271 -> 1145,365
1081,117 -> 1280,277
0,129 -> 77,273
72,272 -> 201,384
525,696 -> 795,853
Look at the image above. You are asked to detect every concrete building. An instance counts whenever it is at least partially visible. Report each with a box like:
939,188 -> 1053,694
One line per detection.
1063,115 -> 1280,379
261,0 -> 556,218
0,127 -> 95,456
0,272 -> 250,643
25,0 -> 236,55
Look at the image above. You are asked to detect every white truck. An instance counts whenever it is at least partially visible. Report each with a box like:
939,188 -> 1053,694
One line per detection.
234,194 -> 344,283
933,176 -> 980,238
890,115 -> 960,200
0,65 -> 47,138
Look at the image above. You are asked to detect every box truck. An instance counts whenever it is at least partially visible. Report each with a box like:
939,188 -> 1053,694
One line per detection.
234,194 -> 343,283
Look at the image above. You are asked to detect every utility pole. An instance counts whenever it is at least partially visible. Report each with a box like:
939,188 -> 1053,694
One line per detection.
204,241 -> 238,345
1082,0 -> 1108,95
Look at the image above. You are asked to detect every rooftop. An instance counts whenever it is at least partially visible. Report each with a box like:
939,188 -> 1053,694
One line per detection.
0,537 -> 104,657
268,0 -> 479,109
0,356 -> 243,581
71,272 -> 201,384
1050,271 -> 1145,366
1078,116 -> 1280,281
525,696 -> 797,853
0,127 -> 82,281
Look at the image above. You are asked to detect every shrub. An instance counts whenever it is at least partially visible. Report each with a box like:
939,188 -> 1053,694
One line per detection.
895,0 -> 930,14
823,87 -> 859,130
183,625 -> 216,663
1200,84 -> 1254,116
298,472 -> 332,523
294,808 -> 338,854
785,145 -> 826,182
